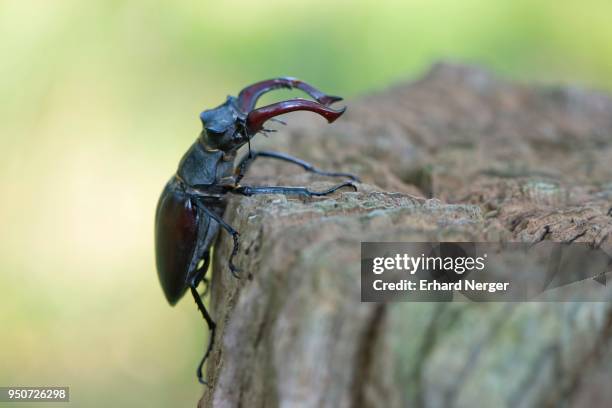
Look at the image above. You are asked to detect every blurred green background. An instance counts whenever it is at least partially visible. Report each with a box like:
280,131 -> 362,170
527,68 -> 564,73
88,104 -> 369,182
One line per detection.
1,0 -> 611,406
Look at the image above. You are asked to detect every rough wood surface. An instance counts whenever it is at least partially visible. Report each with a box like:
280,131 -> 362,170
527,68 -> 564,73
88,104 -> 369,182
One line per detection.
198,64 -> 612,408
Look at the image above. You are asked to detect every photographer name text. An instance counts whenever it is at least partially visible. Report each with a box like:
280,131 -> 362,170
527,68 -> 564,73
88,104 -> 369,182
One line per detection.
373,279 -> 509,293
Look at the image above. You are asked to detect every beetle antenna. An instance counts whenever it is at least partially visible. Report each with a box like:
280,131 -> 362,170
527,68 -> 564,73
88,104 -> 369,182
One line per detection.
238,120 -> 254,158
258,128 -> 278,137
270,118 -> 287,126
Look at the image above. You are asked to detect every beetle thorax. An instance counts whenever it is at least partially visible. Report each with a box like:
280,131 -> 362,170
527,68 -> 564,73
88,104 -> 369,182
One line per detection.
177,141 -> 236,187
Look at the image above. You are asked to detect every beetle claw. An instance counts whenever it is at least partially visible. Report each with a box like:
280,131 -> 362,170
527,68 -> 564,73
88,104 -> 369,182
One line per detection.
198,277 -> 210,297
229,265 -> 242,279
345,182 -> 358,192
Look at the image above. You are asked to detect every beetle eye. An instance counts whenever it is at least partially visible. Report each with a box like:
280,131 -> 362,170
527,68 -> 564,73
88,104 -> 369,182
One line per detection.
206,129 -> 223,138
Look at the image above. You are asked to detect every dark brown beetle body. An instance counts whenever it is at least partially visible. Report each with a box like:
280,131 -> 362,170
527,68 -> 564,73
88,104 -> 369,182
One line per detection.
154,78 -> 358,383
155,144 -> 233,305
155,186 -> 200,305
155,180 -> 221,305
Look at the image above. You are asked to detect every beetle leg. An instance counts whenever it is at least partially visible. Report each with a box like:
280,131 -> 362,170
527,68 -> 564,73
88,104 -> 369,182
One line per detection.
198,277 -> 209,297
188,253 -> 216,385
199,276 -> 210,297
194,200 -> 242,278
190,285 -> 216,385
232,181 -> 357,197
194,255 -> 211,297
235,150 -> 360,184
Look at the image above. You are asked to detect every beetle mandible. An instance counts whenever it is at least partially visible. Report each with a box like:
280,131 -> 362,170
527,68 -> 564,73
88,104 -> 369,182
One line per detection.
154,77 -> 358,383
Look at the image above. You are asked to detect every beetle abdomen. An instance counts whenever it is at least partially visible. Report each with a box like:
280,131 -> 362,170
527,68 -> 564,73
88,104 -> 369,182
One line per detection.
155,180 -> 200,305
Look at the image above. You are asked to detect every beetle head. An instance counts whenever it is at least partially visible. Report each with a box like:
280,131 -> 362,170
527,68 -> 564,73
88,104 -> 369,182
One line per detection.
198,78 -> 345,152
199,96 -> 246,151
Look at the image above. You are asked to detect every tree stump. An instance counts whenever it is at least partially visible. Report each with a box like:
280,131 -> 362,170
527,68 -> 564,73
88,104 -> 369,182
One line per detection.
198,63 -> 612,408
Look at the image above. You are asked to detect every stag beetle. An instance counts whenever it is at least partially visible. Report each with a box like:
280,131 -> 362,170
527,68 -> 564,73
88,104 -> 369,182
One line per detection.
154,77 -> 358,383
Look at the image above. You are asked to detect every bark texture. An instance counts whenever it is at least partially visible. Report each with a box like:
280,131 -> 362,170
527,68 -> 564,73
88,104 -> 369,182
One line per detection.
198,63 -> 612,408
